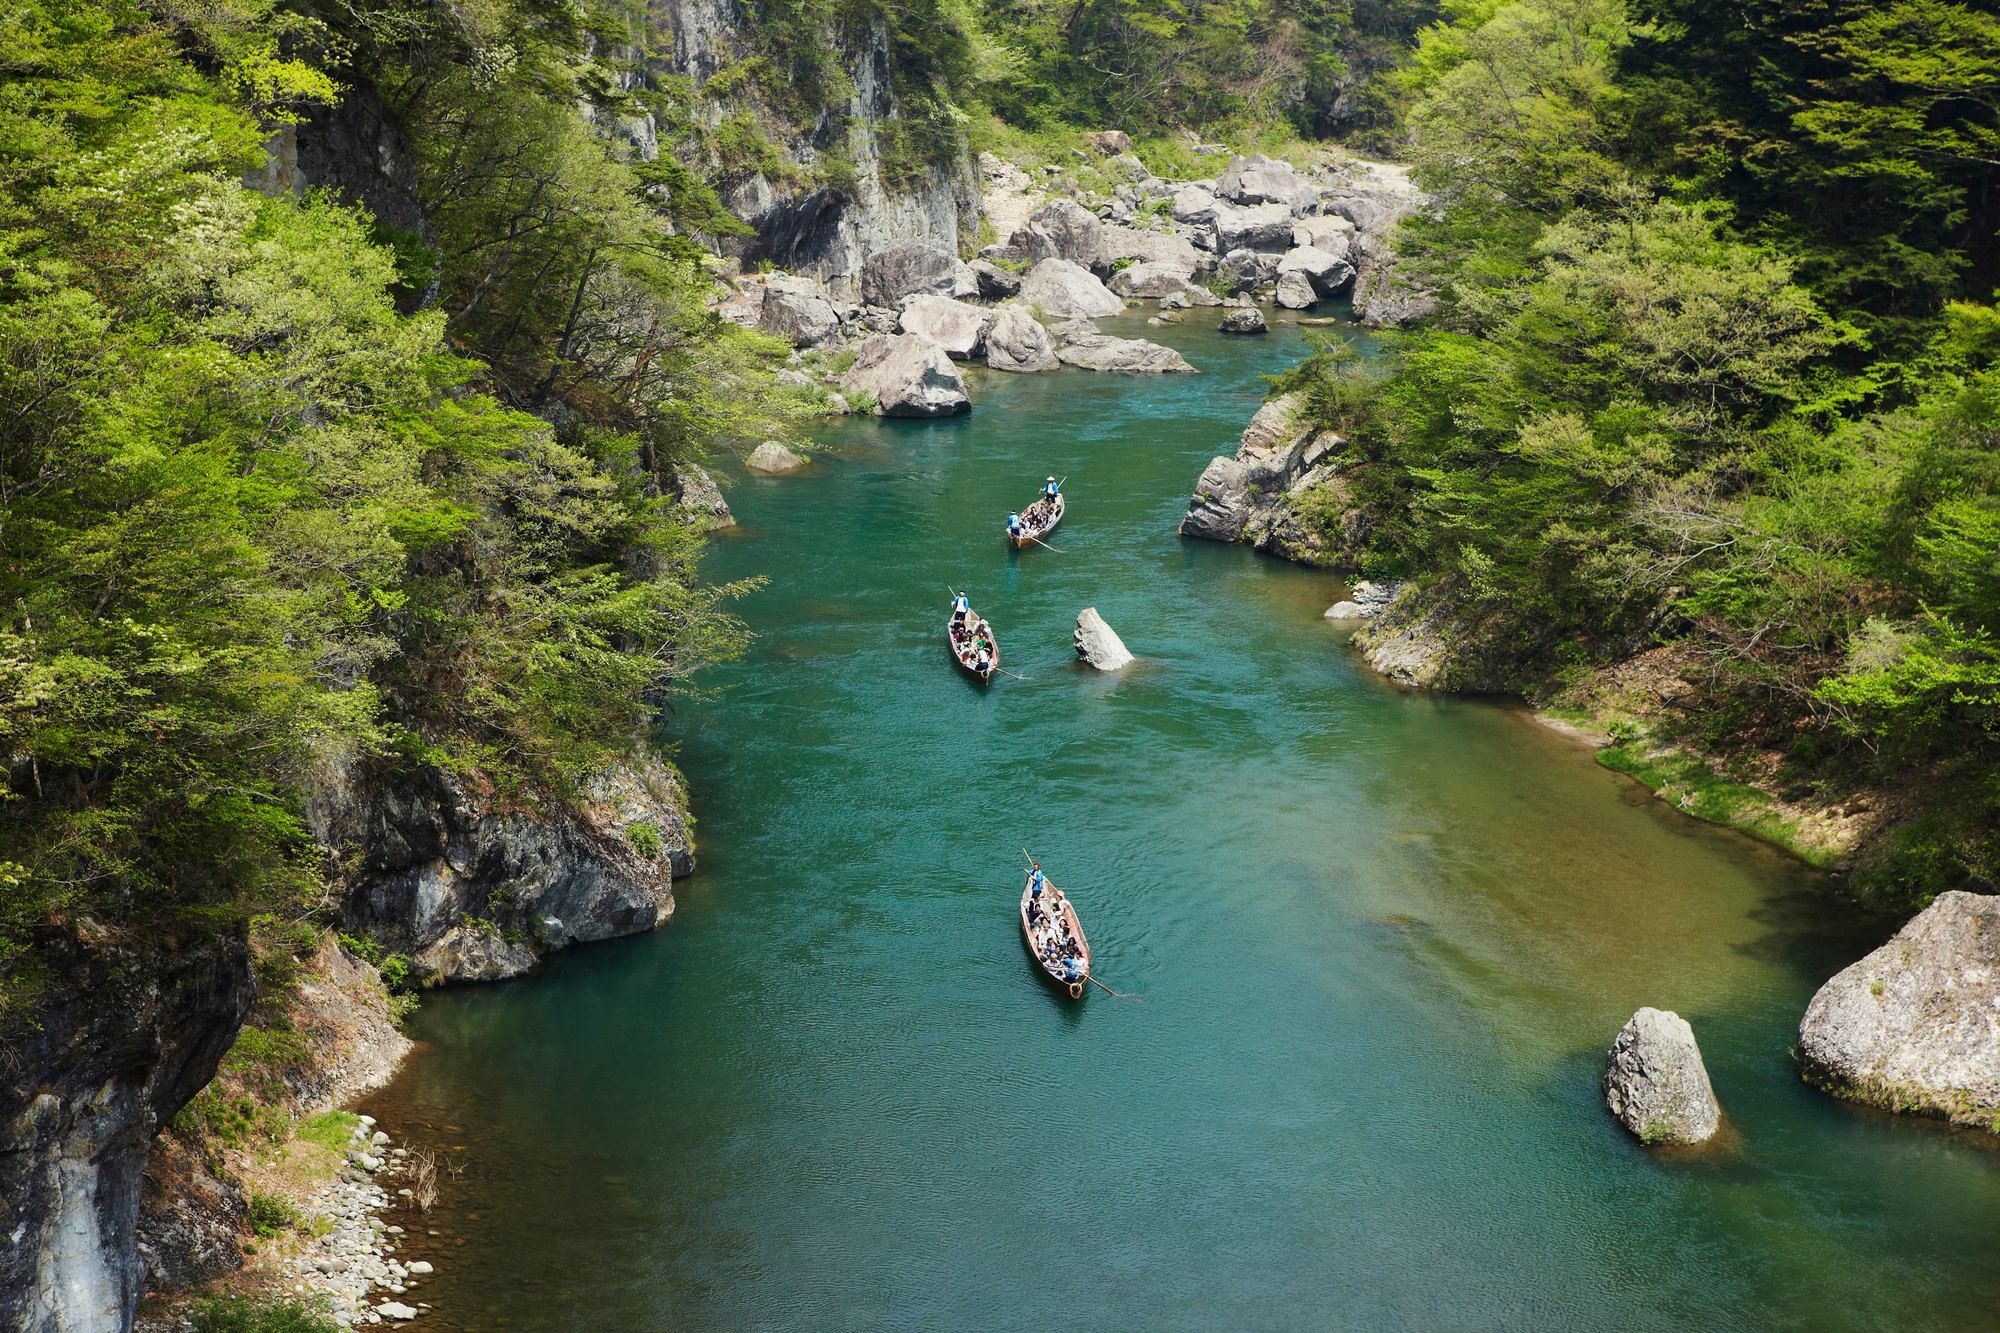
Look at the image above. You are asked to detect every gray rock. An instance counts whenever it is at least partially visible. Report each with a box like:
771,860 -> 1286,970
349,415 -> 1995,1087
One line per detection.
1009,199 -> 1102,268
1603,1008 -> 1722,1146
1096,225 -> 1202,276
1074,608 -> 1135,671
1274,269 -> 1318,310
671,464 -> 733,530
1107,261 -> 1206,300
1056,330 -> 1195,374
378,1303 -> 418,1321
1277,244 -> 1356,295
756,275 -> 839,347
983,306 -> 1059,374
1291,214 -> 1357,256
1213,201 -> 1296,253
1216,154 -> 1315,211
1018,258 -> 1126,320
1218,307 -> 1267,336
1798,891 -> 2000,1132
1180,455 -> 1253,540
1171,185 -> 1219,226
969,259 -> 1021,301
1083,129 -> 1132,155
1352,232 -> 1437,328
1324,581 -> 1399,619
896,294 -> 992,359
860,243 -> 963,308
837,333 -> 971,416
1218,248 -> 1279,294
745,441 -> 807,474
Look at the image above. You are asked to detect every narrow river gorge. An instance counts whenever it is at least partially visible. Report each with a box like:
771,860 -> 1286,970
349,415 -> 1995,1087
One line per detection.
364,312 -> 2000,1330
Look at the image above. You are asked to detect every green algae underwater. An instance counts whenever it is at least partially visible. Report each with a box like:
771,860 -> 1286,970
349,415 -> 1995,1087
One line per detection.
364,313 -> 2000,1331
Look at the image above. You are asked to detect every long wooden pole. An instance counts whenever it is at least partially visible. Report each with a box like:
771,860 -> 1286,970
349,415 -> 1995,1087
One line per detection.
1088,974 -> 1140,1001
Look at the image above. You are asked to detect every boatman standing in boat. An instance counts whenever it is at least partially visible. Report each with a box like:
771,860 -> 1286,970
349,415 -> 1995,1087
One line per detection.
951,591 -> 970,623
1043,475 -> 1060,502
1007,512 -> 1023,540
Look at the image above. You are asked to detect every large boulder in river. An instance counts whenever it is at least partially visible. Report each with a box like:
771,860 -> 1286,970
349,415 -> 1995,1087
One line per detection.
1603,1008 -> 1723,1146
1181,455 -> 1254,540
1217,153 -> 1315,211
745,441 -> 807,474
1798,891 -> 2000,1132
1010,199 -> 1103,268
837,333 -> 971,417
984,305 -> 1059,373
756,274 -> 840,348
1097,225 -> 1203,277
1055,328 -> 1194,374
1019,258 -> 1126,320
1214,201 -> 1297,254
897,294 -> 992,359
1108,261 -> 1208,301
1219,307 -> 1268,335
861,243 -> 975,308
1219,248 -> 1279,294
1074,608 -> 1135,671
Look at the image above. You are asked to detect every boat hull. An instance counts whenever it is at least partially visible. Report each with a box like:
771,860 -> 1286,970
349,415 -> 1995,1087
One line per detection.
1008,493 -> 1064,548
1019,875 -> 1090,999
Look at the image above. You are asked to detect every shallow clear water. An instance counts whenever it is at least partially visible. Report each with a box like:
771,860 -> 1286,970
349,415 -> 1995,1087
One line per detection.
365,311 -> 2000,1331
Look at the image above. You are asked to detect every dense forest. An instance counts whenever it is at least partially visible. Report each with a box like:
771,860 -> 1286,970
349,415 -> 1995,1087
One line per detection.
1283,0 -> 2000,906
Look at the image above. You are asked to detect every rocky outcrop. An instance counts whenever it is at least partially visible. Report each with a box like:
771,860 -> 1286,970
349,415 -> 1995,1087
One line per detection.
1179,393 -> 1355,565
838,332 -> 971,416
1798,892 -> 2000,1132
756,274 -> 841,347
1324,580 -> 1399,620
1108,261 -> 1208,301
1074,608 -> 1135,671
1217,153 -> 1316,211
1018,259 -> 1126,320
673,463 -> 734,528
1010,199 -> 1103,268
309,753 -> 693,987
1,928 -> 252,1333
1604,1008 -> 1723,1146
1214,202 -> 1295,254
1274,269 -> 1318,310
896,293 -> 993,359
746,441 -> 808,473
984,306 -> 1059,373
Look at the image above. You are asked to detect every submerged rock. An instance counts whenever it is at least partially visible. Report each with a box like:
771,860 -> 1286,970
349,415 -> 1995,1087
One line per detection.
746,441 -> 807,474
1219,307 -> 1268,335
1798,891 -> 2000,1132
838,332 -> 972,416
983,305 -> 1059,373
1604,1008 -> 1722,1145
1074,608 -> 1135,671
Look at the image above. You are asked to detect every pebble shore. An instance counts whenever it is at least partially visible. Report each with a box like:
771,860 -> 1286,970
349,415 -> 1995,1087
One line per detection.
282,1115 -> 438,1325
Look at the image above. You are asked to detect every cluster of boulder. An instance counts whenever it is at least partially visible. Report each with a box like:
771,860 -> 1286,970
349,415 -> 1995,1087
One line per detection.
713,146 -> 1428,423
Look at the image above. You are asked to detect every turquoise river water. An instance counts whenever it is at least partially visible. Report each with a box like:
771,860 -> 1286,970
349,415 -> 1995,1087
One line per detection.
364,311 -> 2000,1330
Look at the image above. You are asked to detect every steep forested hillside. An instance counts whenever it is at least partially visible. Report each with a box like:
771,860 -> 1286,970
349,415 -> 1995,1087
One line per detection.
1282,0 -> 2000,904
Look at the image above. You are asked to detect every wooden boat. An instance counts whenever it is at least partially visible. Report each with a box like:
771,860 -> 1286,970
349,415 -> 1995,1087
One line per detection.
1019,871 -> 1091,999
948,606 -> 999,683
1008,491 -> 1065,549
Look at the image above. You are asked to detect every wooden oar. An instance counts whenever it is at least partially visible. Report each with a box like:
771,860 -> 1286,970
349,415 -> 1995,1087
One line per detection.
994,666 -> 1034,681
1024,534 -> 1064,554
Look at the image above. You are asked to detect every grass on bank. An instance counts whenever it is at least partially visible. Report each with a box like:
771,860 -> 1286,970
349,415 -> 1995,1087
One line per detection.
1596,740 -> 1840,869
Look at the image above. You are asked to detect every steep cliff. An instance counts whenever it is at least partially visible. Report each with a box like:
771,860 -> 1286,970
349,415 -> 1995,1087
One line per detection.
649,0 -> 979,297
311,754 -> 696,985
0,930 -> 251,1333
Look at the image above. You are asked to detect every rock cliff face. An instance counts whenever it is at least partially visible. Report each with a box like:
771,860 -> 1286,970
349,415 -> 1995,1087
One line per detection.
655,0 -> 978,299
310,754 -> 695,986
0,930 -> 252,1333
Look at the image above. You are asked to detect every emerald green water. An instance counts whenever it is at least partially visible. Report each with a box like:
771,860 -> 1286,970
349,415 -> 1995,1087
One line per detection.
365,313 -> 2000,1330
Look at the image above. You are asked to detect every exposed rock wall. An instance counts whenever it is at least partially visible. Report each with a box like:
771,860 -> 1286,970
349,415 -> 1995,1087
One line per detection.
309,754 -> 695,986
1179,394 -> 1363,566
654,0 -> 978,299
1,930 -> 252,1333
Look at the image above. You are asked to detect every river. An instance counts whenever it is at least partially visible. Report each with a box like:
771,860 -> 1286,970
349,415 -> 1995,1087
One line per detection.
363,310 -> 2000,1330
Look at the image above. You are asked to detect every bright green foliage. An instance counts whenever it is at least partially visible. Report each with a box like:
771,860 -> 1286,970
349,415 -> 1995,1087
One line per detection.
0,0 -> 767,1010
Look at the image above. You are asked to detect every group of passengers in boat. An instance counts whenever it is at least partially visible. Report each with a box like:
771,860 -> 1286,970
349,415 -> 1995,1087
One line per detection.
1024,863 -> 1084,984
1006,477 -> 1062,542
949,592 -> 996,673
